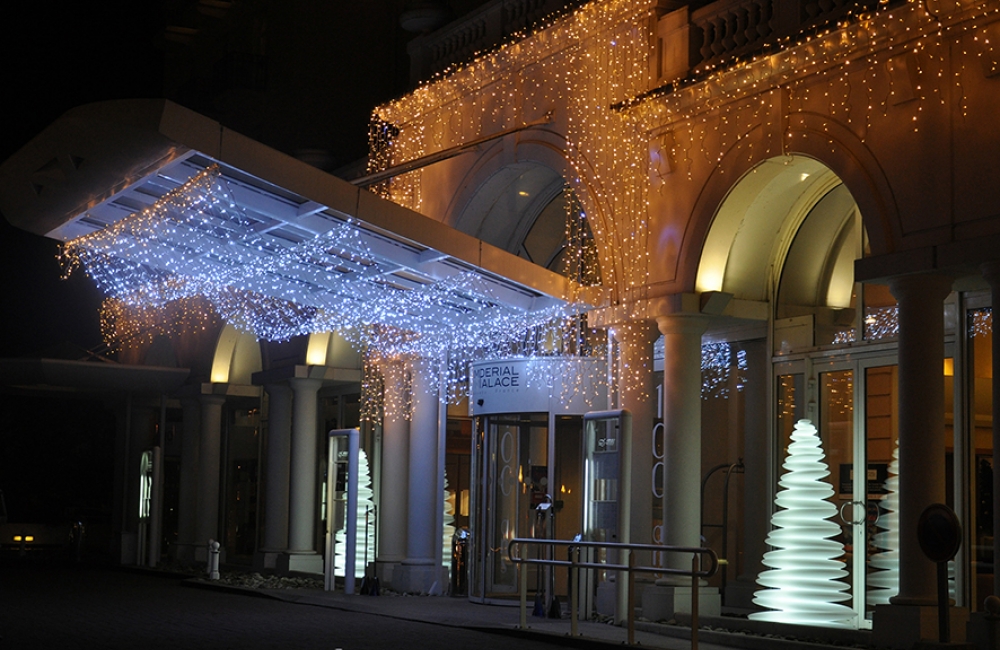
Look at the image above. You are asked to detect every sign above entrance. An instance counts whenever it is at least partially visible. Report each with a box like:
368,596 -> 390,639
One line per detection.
469,357 -> 608,416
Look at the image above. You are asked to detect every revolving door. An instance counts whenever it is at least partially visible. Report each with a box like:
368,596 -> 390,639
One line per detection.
465,357 -> 607,603
468,412 -> 585,602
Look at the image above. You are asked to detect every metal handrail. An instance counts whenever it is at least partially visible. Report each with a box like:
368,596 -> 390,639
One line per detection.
507,538 -> 719,648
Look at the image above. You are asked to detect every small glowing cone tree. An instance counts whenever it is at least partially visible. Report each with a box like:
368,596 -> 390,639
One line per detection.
750,419 -> 856,628
866,441 -> 899,606
335,449 -> 376,578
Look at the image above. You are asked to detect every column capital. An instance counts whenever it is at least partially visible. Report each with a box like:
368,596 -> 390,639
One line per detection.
287,377 -> 323,393
655,312 -> 710,337
263,382 -> 292,398
199,394 -> 226,407
611,319 -> 659,343
887,272 -> 953,303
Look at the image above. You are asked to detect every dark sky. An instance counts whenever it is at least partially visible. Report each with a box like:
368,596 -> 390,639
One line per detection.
0,2 -> 166,357
0,1 -> 424,358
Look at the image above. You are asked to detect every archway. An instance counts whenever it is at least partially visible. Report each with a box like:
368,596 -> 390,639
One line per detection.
454,160 -> 601,285
210,325 -> 263,385
695,154 -> 907,628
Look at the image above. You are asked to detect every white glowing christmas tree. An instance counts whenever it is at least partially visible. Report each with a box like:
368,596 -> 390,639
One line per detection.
442,471 -> 455,573
334,449 -> 376,578
750,419 -> 856,628
866,441 -> 899,606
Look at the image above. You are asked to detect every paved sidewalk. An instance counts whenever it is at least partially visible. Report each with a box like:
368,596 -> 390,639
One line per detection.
186,578 -> 874,650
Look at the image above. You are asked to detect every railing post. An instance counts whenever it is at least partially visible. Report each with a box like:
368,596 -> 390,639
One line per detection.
520,552 -> 529,629
570,545 -> 579,638
691,553 -> 699,650
627,550 -> 636,646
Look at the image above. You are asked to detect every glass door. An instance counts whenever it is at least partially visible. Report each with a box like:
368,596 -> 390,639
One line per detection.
813,359 -> 899,628
469,413 -> 548,600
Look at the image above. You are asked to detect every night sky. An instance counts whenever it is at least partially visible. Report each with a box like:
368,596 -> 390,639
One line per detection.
0,0 -> 430,359
0,3 -> 165,357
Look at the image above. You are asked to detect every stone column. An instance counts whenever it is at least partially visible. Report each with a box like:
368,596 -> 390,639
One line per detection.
377,360 -> 409,587
397,357 -> 442,594
255,383 -> 292,570
872,273 -> 959,649
616,320 -> 659,547
173,397 -> 200,564
888,273 -> 953,606
643,313 -> 719,620
195,395 -> 225,553
657,314 -> 709,567
280,377 -> 324,574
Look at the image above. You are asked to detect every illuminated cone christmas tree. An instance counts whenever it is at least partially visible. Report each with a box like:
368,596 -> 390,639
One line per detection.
442,471 -> 455,571
750,419 -> 855,628
866,441 -> 899,606
334,449 -> 376,578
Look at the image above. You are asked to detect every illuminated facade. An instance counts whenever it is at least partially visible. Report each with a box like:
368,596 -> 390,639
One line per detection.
2,0 -> 1000,646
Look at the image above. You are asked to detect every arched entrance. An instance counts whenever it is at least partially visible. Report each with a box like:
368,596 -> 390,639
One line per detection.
697,155 -> 905,628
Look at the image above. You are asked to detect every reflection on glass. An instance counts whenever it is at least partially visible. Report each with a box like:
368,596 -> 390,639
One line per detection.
819,370 -> 858,621
864,366 -> 899,615
863,284 -> 898,341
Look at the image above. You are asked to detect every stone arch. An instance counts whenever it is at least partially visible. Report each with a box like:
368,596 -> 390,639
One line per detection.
446,127 -> 611,281
210,324 -> 262,385
686,111 -> 901,298
305,332 -> 362,369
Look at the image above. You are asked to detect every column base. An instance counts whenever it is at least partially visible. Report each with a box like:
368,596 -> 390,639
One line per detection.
276,551 -> 324,576
873,604 -> 970,648
376,559 -> 402,591
965,611 -> 1000,650
641,584 -> 721,622
253,549 -> 284,572
393,561 -> 446,595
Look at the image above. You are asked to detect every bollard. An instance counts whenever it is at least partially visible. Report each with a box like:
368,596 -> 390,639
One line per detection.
207,539 -> 221,580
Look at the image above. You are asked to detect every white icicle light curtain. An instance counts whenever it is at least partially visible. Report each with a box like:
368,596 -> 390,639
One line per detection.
60,165 -> 581,372
751,418 -> 855,628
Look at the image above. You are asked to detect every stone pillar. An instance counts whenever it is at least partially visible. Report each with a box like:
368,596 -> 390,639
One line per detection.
643,313 -> 720,620
888,273 -> 953,605
873,273 -> 963,648
195,395 -> 225,554
396,358 -> 442,594
255,383 -> 292,570
172,397 -> 200,564
377,360 -> 409,587
616,321 -> 659,547
280,377 -> 324,575
657,314 -> 709,567
981,262 -> 1000,600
